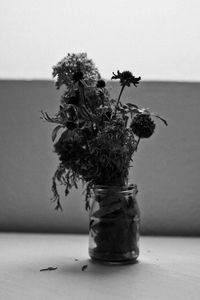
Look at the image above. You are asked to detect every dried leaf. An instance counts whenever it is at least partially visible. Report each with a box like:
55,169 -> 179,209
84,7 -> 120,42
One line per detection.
153,114 -> 168,126
40,267 -> 57,272
81,265 -> 88,271
126,103 -> 139,108
52,125 -> 64,142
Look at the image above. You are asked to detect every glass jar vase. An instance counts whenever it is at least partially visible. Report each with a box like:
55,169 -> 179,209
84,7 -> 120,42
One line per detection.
89,184 -> 140,264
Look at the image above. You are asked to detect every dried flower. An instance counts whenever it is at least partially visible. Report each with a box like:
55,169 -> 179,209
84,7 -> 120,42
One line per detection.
52,53 -> 100,89
112,70 -> 141,87
130,114 -> 155,138
41,53 -> 166,210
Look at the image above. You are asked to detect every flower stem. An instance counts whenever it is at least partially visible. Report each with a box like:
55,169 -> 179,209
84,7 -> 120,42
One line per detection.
114,84 -> 125,115
135,137 -> 141,151
78,81 -> 87,106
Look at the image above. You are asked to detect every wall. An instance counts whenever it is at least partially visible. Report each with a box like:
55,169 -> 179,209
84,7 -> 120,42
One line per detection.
0,80 -> 199,235
1,0 -> 200,82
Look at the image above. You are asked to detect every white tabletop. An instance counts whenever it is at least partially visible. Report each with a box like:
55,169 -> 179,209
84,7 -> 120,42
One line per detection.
0,233 -> 200,300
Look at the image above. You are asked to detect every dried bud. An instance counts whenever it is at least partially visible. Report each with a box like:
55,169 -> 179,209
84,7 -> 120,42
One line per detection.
130,114 -> 155,138
96,80 -> 106,88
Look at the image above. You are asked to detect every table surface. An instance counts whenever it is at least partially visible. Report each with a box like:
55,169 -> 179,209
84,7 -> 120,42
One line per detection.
0,233 -> 200,300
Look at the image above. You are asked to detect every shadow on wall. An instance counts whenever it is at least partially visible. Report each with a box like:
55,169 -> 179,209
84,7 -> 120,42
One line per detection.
0,80 -> 200,235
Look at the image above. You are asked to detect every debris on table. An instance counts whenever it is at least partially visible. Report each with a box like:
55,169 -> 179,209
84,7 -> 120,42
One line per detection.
40,267 -> 58,272
81,265 -> 88,271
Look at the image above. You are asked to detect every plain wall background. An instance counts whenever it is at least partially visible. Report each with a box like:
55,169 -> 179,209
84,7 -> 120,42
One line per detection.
0,80 -> 199,235
1,0 -> 200,81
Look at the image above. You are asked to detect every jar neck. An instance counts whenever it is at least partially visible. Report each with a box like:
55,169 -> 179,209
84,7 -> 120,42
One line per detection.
93,184 -> 138,197
93,176 -> 129,187
94,183 -> 137,190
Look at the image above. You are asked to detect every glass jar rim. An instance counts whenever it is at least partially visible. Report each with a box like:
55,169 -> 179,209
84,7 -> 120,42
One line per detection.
93,183 -> 137,191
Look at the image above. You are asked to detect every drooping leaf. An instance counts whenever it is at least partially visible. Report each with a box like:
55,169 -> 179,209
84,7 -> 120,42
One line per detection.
40,110 -> 61,124
151,113 -> 168,126
126,103 -> 139,109
52,125 -> 64,142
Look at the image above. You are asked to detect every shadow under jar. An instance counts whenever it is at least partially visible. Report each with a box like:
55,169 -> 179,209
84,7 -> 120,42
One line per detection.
89,184 -> 140,264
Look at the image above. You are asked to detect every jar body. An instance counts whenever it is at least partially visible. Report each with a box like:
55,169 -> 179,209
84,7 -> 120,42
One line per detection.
89,184 -> 140,263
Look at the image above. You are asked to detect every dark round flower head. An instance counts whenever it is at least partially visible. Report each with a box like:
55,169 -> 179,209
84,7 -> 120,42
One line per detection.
111,70 -> 141,87
65,121 -> 77,130
130,114 -> 155,138
72,71 -> 84,82
120,71 -> 133,80
96,80 -> 106,88
68,96 -> 80,105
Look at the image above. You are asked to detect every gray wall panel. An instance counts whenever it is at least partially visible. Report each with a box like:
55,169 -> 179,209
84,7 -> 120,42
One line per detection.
0,80 -> 199,235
